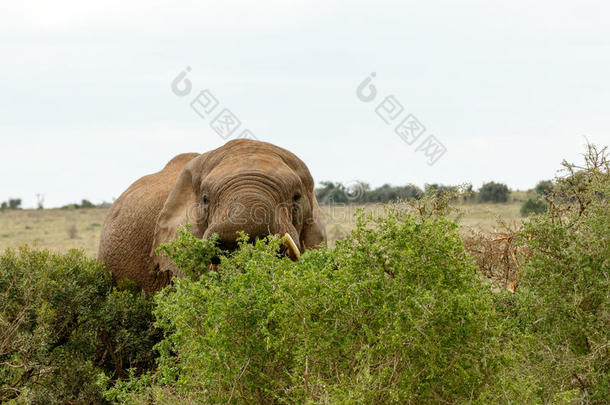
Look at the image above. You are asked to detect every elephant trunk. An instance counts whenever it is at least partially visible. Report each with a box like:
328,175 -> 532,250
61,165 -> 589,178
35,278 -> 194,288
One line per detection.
203,190 -> 299,256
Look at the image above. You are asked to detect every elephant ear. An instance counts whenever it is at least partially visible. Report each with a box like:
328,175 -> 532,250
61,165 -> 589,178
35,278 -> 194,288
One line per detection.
301,194 -> 326,251
150,155 -> 207,277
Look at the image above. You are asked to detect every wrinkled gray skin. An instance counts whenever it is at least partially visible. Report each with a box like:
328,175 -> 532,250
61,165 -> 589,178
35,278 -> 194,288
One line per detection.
98,139 -> 326,291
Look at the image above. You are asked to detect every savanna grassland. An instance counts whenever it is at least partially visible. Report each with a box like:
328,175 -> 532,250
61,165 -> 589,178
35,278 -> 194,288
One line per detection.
0,192 -> 528,254
0,207 -> 107,255
1,146 -> 608,405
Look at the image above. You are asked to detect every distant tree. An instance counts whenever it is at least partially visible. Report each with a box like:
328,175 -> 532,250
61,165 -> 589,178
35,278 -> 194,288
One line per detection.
535,180 -> 553,196
316,182 -> 437,204
368,184 -> 398,202
462,184 -> 477,202
346,181 -> 371,204
316,181 -> 357,204
315,182 -> 348,204
0,202 -> 7,212
397,184 -> 423,200
478,182 -> 510,203
60,199 -> 97,210
80,199 -> 95,209
367,184 -> 422,203
424,184 -> 457,198
8,198 -> 22,210
520,198 -> 547,216
315,181 -> 331,203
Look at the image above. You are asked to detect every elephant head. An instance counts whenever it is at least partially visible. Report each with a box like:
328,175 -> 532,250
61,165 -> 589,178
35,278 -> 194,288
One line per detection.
150,139 -> 326,276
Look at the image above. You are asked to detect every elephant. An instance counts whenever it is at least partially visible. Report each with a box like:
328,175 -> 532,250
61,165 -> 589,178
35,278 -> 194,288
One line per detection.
98,139 -> 326,292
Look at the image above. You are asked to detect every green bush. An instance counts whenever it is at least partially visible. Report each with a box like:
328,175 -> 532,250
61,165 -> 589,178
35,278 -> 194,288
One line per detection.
1,145 -> 606,404
514,145 -> 610,403
0,247 -> 158,403
478,181 -> 510,203
520,197 -> 547,216
108,208 -> 519,404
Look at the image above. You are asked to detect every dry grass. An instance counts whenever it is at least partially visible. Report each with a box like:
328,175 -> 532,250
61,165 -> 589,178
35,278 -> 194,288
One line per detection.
462,225 -> 529,292
0,208 -> 107,256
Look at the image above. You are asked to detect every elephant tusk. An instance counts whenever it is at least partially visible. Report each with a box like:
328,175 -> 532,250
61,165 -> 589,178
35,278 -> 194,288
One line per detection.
283,233 -> 301,260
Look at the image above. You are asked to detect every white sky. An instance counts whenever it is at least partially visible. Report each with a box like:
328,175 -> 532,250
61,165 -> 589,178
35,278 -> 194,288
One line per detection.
1,0 -> 609,208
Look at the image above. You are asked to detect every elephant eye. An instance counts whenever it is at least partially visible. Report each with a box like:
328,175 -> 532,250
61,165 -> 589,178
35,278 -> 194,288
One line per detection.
293,193 -> 301,202
202,195 -> 210,205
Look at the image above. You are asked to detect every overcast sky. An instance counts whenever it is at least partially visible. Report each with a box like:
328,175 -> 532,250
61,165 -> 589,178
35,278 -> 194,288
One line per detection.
1,0 -> 609,208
